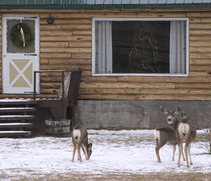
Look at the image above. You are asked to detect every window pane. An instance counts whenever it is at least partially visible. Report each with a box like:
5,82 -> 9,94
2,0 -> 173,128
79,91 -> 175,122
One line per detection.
112,21 -> 170,73
7,19 -> 35,53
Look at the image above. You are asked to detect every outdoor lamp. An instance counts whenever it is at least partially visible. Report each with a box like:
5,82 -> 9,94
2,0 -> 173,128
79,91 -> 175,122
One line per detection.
47,15 -> 54,24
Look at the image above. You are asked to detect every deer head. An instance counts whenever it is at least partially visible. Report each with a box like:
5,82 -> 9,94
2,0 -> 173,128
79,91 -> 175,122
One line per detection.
160,106 -> 181,126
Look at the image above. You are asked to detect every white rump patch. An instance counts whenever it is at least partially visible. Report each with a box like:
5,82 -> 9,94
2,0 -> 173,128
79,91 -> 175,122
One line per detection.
154,130 -> 160,142
178,122 -> 190,139
73,129 -> 81,142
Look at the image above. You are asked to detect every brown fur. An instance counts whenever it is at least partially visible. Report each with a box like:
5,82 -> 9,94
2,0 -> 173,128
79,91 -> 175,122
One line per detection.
72,126 -> 92,162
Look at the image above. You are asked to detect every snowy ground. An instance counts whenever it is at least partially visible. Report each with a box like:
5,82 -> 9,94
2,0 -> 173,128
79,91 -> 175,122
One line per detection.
0,130 -> 210,181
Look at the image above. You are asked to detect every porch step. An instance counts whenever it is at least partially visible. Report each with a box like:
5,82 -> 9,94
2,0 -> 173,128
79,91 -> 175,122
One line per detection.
0,107 -> 36,113
0,99 -> 37,138
0,115 -> 35,121
0,99 -> 37,105
0,131 -> 31,138
0,123 -> 33,129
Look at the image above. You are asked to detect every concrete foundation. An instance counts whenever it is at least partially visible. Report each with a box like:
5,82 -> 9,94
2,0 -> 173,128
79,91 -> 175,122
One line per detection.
75,100 -> 211,129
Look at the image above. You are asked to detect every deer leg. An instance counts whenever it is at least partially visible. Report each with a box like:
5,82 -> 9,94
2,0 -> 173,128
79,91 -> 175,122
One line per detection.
184,143 -> 190,167
177,143 -> 183,167
82,144 -> 89,160
181,149 -> 185,161
72,145 -> 76,162
172,145 -> 176,161
155,145 -> 161,163
155,136 -> 166,163
77,145 -> 82,162
188,144 -> 193,165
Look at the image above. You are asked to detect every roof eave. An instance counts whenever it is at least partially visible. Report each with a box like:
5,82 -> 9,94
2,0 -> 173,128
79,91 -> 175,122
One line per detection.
0,3 -> 211,10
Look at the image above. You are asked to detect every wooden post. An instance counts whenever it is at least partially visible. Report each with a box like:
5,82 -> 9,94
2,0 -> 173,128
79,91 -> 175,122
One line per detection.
33,71 -> 36,100
62,71 -> 64,101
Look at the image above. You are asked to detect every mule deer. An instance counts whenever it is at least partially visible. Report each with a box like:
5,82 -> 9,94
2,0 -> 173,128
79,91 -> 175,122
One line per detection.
161,106 -> 197,167
154,127 -> 185,163
177,111 -> 197,167
72,126 -> 92,162
160,106 -> 181,132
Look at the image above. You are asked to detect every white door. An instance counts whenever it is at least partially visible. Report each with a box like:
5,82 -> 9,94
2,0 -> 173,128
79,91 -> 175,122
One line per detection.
2,15 -> 39,94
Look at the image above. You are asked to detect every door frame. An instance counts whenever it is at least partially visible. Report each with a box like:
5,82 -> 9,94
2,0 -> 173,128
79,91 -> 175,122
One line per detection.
2,14 -> 40,94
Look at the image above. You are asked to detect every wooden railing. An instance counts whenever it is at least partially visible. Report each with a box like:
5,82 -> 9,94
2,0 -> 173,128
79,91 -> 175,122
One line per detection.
33,69 -> 82,101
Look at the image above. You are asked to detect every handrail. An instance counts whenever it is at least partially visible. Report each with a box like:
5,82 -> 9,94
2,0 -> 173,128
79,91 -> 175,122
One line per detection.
33,69 -> 81,101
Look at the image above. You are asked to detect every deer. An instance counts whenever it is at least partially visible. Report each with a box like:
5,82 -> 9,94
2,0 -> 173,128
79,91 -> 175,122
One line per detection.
72,126 -> 92,162
177,111 -> 197,167
154,127 -> 185,163
160,106 -> 197,167
154,106 -> 185,163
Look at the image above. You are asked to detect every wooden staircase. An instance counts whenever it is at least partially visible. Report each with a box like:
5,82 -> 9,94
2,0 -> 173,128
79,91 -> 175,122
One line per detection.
0,99 -> 37,138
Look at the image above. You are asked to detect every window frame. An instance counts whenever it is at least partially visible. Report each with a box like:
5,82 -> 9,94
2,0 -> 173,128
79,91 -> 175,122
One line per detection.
92,18 -> 189,77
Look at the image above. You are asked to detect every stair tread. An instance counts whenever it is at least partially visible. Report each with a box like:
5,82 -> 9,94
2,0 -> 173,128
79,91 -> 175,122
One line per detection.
0,115 -> 34,121
0,122 -> 32,125
0,115 -> 34,118
0,123 -> 32,128
0,108 -> 36,113
0,130 -> 31,133
0,131 -> 31,137
0,98 -> 36,105
0,107 -> 36,110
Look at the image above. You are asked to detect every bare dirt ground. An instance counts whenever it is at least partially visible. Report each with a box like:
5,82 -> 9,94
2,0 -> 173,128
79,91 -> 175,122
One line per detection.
4,172 -> 211,181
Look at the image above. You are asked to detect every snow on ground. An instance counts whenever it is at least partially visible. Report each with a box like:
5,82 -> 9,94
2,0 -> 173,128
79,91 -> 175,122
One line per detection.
0,130 -> 210,180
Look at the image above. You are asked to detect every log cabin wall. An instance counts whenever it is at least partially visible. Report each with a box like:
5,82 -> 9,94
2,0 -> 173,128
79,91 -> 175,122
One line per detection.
0,9 -> 211,101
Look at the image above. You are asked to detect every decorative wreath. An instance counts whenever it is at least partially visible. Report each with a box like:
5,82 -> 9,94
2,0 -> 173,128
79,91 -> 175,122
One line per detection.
10,23 -> 33,48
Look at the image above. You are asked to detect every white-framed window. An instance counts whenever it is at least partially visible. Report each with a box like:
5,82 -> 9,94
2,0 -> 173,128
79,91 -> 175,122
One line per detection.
92,18 -> 189,76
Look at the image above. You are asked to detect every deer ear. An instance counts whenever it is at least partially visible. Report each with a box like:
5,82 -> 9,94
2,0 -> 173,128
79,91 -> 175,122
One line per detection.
181,111 -> 187,118
160,106 -> 168,115
176,105 -> 182,112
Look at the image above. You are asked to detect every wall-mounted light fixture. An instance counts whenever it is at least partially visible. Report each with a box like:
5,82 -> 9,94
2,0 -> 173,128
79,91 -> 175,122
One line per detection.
47,14 -> 54,24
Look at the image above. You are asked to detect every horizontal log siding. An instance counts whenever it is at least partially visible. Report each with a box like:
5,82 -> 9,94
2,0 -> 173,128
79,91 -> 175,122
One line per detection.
0,14 -> 2,95
0,9 -> 211,100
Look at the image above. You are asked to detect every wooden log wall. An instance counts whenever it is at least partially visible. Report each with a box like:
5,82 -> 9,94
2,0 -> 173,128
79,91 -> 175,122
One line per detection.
0,9 -> 211,100
0,14 -> 2,94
